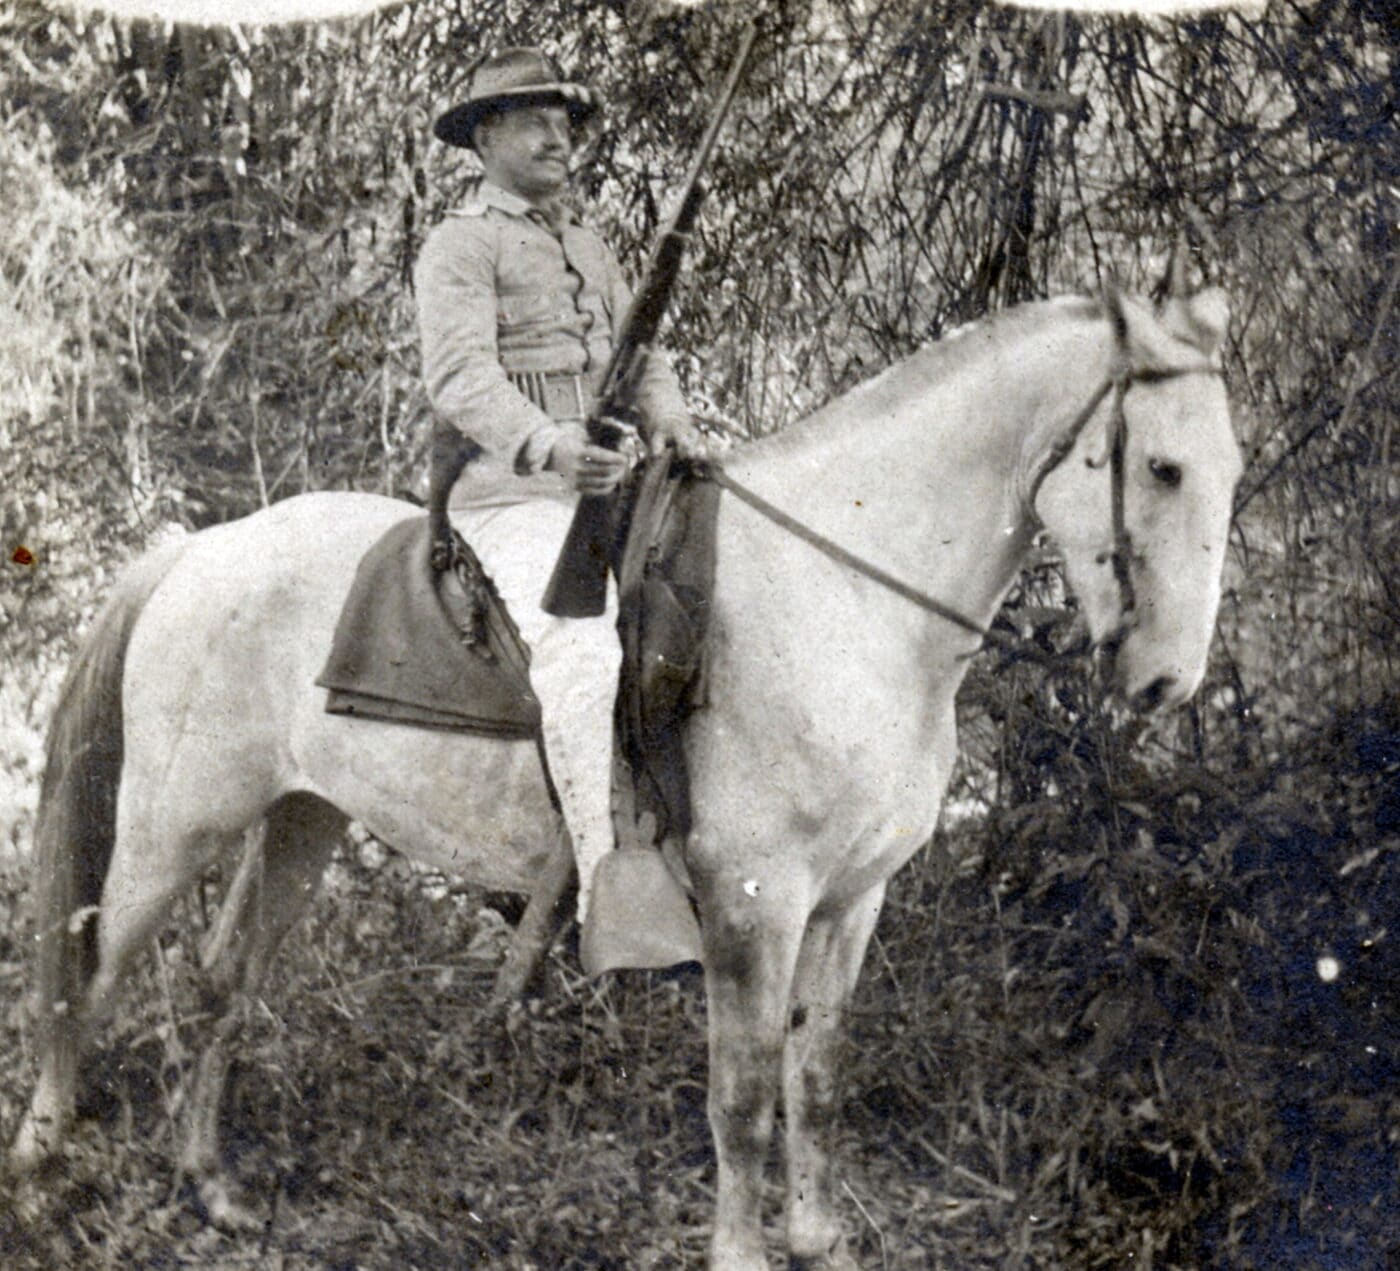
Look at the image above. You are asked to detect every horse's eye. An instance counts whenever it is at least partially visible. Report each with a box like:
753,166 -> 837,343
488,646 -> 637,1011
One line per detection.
1148,457 -> 1183,488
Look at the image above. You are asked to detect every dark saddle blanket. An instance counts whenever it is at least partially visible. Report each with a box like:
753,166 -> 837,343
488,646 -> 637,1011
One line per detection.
316,518 -> 541,738
315,468 -> 719,845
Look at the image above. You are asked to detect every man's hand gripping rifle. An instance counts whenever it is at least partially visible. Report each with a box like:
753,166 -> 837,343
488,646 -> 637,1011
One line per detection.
539,23 -> 758,618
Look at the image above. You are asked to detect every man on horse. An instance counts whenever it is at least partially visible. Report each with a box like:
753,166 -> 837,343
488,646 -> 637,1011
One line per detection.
415,47 -> 705,918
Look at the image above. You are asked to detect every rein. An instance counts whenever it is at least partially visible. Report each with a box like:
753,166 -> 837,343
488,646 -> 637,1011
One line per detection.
699,361 -> 1221,657
701,459 -> 1017,651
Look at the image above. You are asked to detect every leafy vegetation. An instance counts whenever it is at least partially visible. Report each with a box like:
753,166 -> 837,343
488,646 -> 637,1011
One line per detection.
1,0 -> 1396,1266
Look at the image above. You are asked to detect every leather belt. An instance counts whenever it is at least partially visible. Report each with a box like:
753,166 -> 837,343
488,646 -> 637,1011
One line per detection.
509,370 -> 590,422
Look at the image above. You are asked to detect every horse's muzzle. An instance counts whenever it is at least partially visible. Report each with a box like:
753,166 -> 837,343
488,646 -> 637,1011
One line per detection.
1097,612 -> 1185,714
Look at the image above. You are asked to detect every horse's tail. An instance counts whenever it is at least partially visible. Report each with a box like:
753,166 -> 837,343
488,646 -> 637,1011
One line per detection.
30,538 -> 187,1045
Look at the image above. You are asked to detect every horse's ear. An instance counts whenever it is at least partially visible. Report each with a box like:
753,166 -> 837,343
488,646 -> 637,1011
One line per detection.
1105,281 -> 1221,369
1151,238 -> 1189,305
1187,287 -> 1229,350
1161,287 -> 1230,360
1167,245 -> 1189,299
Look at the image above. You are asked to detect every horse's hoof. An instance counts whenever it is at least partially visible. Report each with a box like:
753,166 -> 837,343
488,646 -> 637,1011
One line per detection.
194,1176 -> 265,1233
8,1117 -> 62,1176
7,1144 -> 42,1177
790,1239 -> 860,1270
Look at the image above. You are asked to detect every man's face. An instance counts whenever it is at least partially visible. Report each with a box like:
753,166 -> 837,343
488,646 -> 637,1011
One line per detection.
475,104 -> 573,203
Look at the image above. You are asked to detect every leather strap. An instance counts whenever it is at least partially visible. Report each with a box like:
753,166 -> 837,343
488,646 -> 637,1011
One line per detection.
699,460 -> 1015,651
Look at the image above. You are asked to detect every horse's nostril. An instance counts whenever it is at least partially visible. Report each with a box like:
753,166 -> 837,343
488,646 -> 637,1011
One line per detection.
1135,675 -> 1177,712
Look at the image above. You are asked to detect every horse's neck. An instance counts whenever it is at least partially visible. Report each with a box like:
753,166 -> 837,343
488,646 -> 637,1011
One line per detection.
731,308 -> 1107,642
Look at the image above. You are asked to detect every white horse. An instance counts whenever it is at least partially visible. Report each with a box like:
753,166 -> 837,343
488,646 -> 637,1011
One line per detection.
13,285 -> 1240,1269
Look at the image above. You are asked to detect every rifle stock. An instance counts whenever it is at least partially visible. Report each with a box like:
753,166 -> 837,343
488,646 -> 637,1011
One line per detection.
540,23 -> 759,618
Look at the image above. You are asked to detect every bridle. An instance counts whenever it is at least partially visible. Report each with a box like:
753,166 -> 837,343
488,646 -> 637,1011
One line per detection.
702,358 -> 1222,660
1022,362 -> 1222,646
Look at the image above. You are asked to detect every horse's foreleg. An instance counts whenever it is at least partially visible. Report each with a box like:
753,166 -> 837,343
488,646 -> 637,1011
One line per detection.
182,794 -> 340,1228
783,885 -> 885,1270
698,876 -> 808,1271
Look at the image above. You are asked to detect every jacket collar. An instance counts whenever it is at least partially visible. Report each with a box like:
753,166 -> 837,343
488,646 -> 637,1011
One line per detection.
455,178 -> 579,226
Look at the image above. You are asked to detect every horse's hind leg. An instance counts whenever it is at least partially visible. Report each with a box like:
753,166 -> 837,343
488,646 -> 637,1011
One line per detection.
488,818 -> 576,1011
783,885 -> 885,1270
180,792 -> 342,1227
12,806 -> 235,1169
11,1022 -> 78,1171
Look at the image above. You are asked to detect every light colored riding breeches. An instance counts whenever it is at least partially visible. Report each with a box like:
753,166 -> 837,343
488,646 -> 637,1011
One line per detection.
451,497 -> 619,920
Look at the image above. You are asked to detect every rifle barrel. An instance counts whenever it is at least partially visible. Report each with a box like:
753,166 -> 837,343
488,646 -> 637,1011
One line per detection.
673,21 -> 760,215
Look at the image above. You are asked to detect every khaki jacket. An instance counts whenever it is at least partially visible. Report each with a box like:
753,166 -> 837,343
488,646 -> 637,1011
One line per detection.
415,180 -> 690,503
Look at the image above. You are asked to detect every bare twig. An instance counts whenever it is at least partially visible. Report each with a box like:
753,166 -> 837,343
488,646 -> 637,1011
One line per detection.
981,81 -> 1087,117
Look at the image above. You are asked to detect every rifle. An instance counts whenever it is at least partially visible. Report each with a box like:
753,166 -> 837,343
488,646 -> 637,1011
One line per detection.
540,21 -> 760,618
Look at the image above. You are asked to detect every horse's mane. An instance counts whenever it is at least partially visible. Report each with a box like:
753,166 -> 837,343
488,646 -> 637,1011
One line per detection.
742,294 -> 1104,458
934,294 -> 1103,352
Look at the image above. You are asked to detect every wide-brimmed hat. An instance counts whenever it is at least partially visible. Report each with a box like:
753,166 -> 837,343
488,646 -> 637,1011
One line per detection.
434,48 -> 599,150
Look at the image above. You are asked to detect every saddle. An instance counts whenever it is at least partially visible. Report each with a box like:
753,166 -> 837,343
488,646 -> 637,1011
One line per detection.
314,461 -> 718,861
